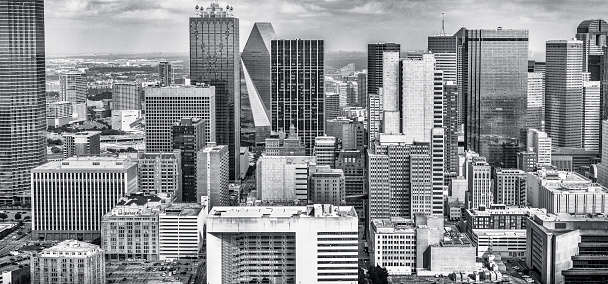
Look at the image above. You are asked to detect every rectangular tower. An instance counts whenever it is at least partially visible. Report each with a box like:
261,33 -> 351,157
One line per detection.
456,28 -> 529,168
0,0 -> 47,205
197,144 -> 229,207
144,86 -> 216,153
112,82 -> 141,110
158,61 -> 172,87
31,157 -> 139,241
271,39 -> 324,155
190,2 -> 240,180
172,118 -> 207,202
545,40 -> 584,148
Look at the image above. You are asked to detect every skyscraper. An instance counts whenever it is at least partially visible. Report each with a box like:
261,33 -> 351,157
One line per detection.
190,2 -> 240,180
443,81 -> 459,176
527,72 -> 545,132
545,40 -> 584,148
144,86 -> 216,153
158,61 -> 172,87
381,51 -> 401,134
172,118 -> 207,202
575,19 -> 607,79
467,157 -> 492,210
0,0 -> 47,205
456,28 -> 529,167
241,22 -> 277,125
368,135 -> 435,219
583,81 -> 601,151
59,70 -> 87,104
367,43 -> 401,96
367,43 -> 400,145
401,54 -> 444,216
271,39 -> 324,155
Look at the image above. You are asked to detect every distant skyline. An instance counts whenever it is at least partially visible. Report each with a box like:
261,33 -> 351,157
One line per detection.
46,0 -> 607,60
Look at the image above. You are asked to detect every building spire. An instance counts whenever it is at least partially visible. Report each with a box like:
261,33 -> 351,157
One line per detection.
440,13 -> 446,36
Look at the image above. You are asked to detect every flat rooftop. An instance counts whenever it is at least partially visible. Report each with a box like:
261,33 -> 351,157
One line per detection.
209,205 -> 356,218
33,156 -> 137,171
42,240 -> 100,254
535,212 -> 608,222
163,203 -> 204,216
467,207 -> 546,216
371,218 -> 416,234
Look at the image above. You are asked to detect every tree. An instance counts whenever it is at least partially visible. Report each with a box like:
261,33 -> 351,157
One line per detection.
359,268 -> 367,284
0,213 -> 7,221
368,265 -> 389,284
51,146 -> 61,153
14,213 -> 21,220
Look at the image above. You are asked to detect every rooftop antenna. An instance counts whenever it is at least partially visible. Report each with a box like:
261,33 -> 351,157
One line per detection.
440,13 -> 446,36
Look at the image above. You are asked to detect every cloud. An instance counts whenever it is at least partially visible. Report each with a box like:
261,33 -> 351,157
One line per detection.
44,0 -> 608,55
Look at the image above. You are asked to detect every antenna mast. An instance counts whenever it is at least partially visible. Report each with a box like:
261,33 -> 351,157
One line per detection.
440,13 -> 446,36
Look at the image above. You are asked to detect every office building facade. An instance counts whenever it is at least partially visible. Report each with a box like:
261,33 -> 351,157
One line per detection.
138,151 -> 182,200
158,61 -> 172,87
583,81 -> 601,150
159,203 -> 206,260
59,70 -> 87,104
309,166 -> 345,205
271,39 -> 324,155
145,86 -> 216,153
101,194 -> 164,261
546,40 -> 584,148
62,131 -> 101,159
197,144 -> 229,207
207,205 -> 358,284
527,72 -> 545,132
493,168 -> 527,206
0,0 -> 47,205
172,118 -> 207,202
256,155 -> 315,202
190,2 -> 240,180
31,240 -> 106,284
31,157 -> 138,241
456,28 -> 528,167
241,22 -> 277,132
112,82 -> 141,111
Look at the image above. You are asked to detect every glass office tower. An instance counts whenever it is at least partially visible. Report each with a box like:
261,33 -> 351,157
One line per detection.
190,2 -> 240,180
0,0 -> 47,204
271,39 -> 324,155
456,28 -> 529,168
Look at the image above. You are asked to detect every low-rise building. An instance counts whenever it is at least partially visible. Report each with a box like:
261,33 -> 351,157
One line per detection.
31,240 -> 106,284
206,204 -> 358,284
158,202 -> 207,260
370,218 -> 417,275
101,194 -> 166,261
463,205 -> 546,257
309,166 -> 345,205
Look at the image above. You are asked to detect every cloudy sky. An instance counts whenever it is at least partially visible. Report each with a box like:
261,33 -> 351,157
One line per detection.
46,0 -> 607,59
